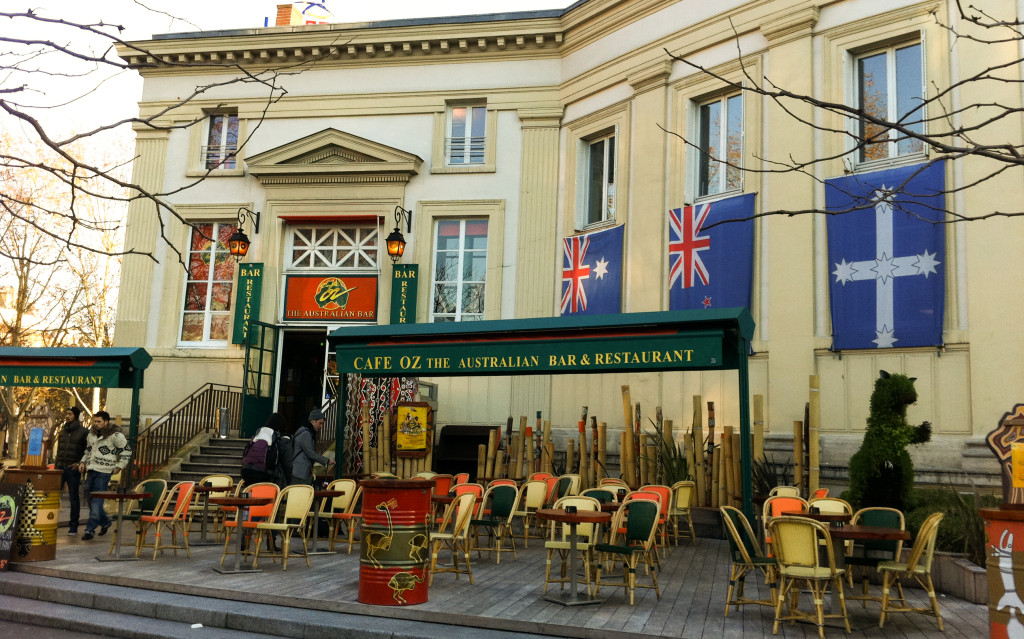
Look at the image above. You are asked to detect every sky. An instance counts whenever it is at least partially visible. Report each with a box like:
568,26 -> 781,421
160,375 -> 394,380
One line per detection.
5,1 -> 574,137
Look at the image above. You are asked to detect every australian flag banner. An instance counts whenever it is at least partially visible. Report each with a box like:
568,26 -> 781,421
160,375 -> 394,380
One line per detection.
560,224 -> 624,316
668,193 -> 755,311
826,161 -> 945,350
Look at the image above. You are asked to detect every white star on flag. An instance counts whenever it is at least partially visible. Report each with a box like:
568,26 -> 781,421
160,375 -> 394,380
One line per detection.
593,257 -> 609,279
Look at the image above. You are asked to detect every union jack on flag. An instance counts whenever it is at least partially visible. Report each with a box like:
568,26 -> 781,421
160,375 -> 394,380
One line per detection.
560,225 -> 623,316
668,193 -> 755,311
561,235 -> 591,314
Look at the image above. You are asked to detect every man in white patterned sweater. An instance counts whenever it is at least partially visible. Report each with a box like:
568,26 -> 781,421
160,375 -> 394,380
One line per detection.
76,411 -> 132,541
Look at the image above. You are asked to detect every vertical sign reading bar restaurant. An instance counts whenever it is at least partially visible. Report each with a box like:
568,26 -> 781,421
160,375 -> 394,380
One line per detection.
390,264 -> 418,325
232,263 -> 263,344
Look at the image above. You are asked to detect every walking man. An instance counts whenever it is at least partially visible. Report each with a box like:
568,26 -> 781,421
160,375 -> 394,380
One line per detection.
291,409 -> 334,485
77,411 -> 131,541
55,407 -> 89,536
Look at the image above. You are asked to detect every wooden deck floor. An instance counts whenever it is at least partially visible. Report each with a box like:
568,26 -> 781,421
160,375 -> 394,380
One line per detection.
11,527 -> 988,639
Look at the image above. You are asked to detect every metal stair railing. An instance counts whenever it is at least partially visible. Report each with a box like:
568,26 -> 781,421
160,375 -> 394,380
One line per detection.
134,383 -> 243,478
316,394 -> 339,456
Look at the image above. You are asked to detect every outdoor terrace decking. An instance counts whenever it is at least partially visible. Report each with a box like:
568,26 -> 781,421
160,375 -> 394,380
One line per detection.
8,528 -> 987,638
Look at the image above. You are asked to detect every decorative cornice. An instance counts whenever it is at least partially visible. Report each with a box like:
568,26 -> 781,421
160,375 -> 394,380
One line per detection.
257,174 -> 412,185
627,60 -> 673,94
517,106 -> 564,128
760,7 -> 819,44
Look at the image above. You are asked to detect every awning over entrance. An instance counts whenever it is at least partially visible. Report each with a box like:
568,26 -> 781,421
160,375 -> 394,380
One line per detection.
329,308 -> 756,517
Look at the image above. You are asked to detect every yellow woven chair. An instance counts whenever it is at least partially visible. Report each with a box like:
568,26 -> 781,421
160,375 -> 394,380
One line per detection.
543,496 -> 600,595
769,485 -> 801,498
513,479 -> 549,547
669,480 -> 697,546
429,491 -> 476,585
190,474 -> 233,535
768,516 -> 850,639
720,506 -> 777,617
878,511 -> 944,631
252,484 -> 315,570
325,481 -> 363,554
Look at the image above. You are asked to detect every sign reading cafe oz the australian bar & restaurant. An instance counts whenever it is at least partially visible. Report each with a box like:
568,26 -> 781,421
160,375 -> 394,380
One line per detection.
284,275 -> 377,322
341,330 -> 724,376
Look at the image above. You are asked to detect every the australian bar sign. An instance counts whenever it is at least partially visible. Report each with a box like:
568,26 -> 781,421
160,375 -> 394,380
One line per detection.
338,330 -> 723,375
284,275 -> 377,322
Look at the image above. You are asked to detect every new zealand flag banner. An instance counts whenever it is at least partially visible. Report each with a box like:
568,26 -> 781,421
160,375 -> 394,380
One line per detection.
826,161 -> 945,350
560,224 -> 624,316
668,193 -> 755,311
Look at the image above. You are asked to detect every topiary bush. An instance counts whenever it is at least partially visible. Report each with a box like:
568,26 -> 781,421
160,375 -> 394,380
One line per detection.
843,370 -> 932,511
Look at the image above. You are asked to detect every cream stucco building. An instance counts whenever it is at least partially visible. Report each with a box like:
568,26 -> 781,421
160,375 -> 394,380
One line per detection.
111,0 -> 1023,481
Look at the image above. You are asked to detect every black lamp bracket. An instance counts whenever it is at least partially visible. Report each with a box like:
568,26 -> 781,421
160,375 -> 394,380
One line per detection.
237,206 -> 261,234
394,205 -> 412,233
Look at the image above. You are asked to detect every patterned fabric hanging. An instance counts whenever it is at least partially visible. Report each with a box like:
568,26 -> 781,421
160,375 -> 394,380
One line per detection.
343,375 -> 417,475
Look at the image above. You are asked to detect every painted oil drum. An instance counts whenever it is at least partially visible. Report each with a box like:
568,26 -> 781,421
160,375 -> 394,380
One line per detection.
358,479 -> 434,605
7,468 -> 61,562
981,508 -> 1024,639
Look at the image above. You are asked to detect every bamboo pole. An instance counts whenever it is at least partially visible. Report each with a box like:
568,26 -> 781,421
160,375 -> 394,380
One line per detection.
753,394 -> 765,461
525,425 -> 534,477
510,434 -> 522,479
691,396 -> 706,507
485,429 -> 497,478
731,430 -> 741,507
722,425 -> 734,507
621,386 -> 634,485
619,431 -> 629,485
808,375 -> 821,495
590,416 -> 598,487
516,417 -> 526,479
638,439 -> 649,486
683,433 -> 696,487
597,421 -> 607,482
646,442 -> 657,486
663,418 -> 674,486
793,421 -> 804,495
578,421 -> 589,490
542,419 -> 553,474
477,444 -> 486,480
566,438 -> 575,475
711,445 -> 721,508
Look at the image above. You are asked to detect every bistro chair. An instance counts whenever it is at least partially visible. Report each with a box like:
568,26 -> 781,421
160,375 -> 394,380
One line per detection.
252,484 -> 315,570
720,506 -> 777,617
189,474 -> 233,534
580,488 -> 615,504
808,496 -> 852,515
593,498 -> 661,605
543,496 -> 601,595
761,495 -> 808,550
768,516 -> 850,639
541,476 -> 561,507
599,477 -> 629,488
559,474 -> 581,497
314,479 -> 356,549
137,481 -> 196,560
810,488 -> 830,500
769,485 -> 801,498
845,507 -> 905,607
216,480 -> 246,539
429,491 -> 476,585
639,484 -> 672,556
453,472 -> 470,486
669,480 -> 697,545
414,471 -> 437,479
109,478 -> 166,556
878,512 -> 944,631
470,483 -> 520,564
529,472 -> 553,482
327,483 -> 363,554
452,482 -> 484,516
219,482 -> 279,566
513,479 -> 549,547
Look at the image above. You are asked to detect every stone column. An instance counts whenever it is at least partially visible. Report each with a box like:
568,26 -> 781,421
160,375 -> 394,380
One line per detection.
511,106 -> 562,418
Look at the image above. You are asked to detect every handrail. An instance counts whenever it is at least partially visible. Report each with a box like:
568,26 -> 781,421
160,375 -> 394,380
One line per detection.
316,393 -> 338,456
134,383 -> 243,478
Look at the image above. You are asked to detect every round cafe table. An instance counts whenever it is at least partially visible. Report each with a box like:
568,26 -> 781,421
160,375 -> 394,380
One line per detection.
90,491 -> 150,562
191,484 -> 231,546
209,496 -> 274,574
308,489 -> 345,555
782,510 -> 853,526
535,508 -> 611,606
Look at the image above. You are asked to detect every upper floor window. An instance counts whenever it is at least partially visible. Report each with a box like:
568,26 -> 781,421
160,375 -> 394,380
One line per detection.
431,219 -> 487,322
856,41 -> 924,163
446,104 -> 486,165
581,132 -> 616,226
204,113 -> 239,170
180,223 -> 235,345
287,225 -> 379,270
697,93 -> 743,198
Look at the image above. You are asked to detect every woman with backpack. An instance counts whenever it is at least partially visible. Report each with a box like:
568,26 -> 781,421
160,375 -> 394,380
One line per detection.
240,413 -> 286,485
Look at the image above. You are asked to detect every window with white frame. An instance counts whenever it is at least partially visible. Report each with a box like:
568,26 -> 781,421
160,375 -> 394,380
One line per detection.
286,225 -> 379,270
696,93 -> 743,198
581,132 -> 616,226
430,219 -> 488,322
180,223 -> 235,344
204,113 -> 239,169
856,41 -> 924,163
446,104 -> 486,165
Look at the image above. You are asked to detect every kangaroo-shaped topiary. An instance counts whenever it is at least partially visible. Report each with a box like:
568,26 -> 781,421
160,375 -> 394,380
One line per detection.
844,370 -> 932,511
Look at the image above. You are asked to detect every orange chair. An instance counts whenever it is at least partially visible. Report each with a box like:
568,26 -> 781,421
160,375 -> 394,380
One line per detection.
810,488 -> 829,500
453,472 -> 470,486
529,472 -> 553,482
453,483 -> 484,516
761,495 -> 808,550
137,481 -> 195,559
639,484 -> 672,556
219,482 -> 279,566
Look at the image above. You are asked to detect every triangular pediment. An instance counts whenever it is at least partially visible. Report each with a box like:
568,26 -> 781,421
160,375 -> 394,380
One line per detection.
247,128 -> 422,184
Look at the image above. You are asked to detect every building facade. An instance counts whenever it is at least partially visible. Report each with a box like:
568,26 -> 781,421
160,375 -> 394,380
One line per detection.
111,0 -> 1023,477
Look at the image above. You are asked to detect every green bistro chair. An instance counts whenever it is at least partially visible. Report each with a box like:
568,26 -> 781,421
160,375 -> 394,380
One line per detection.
594,498 -> 661,605
109,478 -> 166,556
470,483 -> 520,564
720,506 -> 777,617
580,488 -> 615,504
845,506 -> 905,607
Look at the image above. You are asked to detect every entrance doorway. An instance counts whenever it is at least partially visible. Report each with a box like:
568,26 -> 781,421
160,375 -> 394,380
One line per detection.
277,331 -> 327,433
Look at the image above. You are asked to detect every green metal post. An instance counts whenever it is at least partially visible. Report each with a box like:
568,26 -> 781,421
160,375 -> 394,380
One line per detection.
738,334 -> 754,522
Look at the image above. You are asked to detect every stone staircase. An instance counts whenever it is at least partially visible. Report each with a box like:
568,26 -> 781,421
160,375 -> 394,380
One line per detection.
169,436 -> 248,484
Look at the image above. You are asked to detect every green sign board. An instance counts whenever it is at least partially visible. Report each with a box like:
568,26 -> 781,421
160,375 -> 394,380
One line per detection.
337,330 -> 722,376
233,263 -> 263,345
0,365 -> 121,388
389,265 -> 418,325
